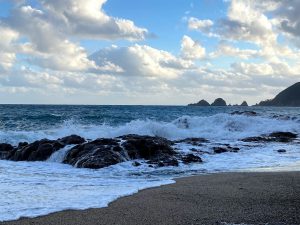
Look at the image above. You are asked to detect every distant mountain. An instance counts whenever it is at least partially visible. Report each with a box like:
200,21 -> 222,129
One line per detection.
258,82 -> 300,107
188,99 -> 210,106
211,98 -> 227,106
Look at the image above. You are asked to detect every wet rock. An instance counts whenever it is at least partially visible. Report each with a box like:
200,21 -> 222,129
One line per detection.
0,143 -> 14,160
230,111 -> 257,116
64,135 -> 178,169
175,137 -> 209,146
213,146 -> 239,154
241,132 -> 297,143
57,135 -> 85,145
132,161 -> 142,167
277,149 -> 287,153
11,139 -> 65,161
182,154 -> 202,164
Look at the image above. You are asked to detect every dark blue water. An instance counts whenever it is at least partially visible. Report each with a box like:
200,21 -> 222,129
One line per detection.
0,104 -> 299,131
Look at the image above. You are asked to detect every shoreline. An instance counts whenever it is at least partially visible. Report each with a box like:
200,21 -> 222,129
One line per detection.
2,171 -> 300,225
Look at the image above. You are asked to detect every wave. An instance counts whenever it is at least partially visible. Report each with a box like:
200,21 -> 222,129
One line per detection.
0,113 -> 299,145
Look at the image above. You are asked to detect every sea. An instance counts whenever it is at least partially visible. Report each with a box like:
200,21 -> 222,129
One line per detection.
0,105 -> 299,221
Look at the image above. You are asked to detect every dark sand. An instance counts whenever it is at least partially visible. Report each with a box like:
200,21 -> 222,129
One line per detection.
2,172 -> 300,225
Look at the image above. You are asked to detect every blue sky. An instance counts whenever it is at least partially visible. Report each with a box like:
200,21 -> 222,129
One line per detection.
0,0 -> 299,105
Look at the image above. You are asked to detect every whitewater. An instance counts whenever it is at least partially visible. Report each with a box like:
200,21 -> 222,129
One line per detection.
0,105 -> 299,221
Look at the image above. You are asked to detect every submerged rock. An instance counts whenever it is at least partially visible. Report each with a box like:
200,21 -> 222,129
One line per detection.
241,132 -> 297,143
175,137 -> 209,146
213,146 -> 239,154
230,111 -> 257,116
182,154 -> 202,164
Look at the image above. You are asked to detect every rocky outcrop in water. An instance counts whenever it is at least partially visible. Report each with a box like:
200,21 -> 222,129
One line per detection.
240,101 -> 248,106
0,134 -> 205,169
188,99 -> 210,106
4,135 -> 85,161
211,98 -> 227,106
230,111 -> 257,116
241,132 -> 297,143
63,135 -> 180,169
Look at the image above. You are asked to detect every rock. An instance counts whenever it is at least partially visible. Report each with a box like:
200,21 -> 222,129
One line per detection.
211,98 -> 227,106
277,149 -> 286,153
230,111 -> 257,116
188,99 -> 210,106
182,154 -> 202,164
11,139 -> 65,161
175,137 -> 209,146
120,134 -> 174,160
241,132 -> 297,143
64,135 -> 178,169
257,82 -> 300,106
57,135 -> 85,145
213,146 -> 239,154
240,101 -> 248,106
0,143 -> 14,160
132,161 -> 142,167
269,132 -> 297,139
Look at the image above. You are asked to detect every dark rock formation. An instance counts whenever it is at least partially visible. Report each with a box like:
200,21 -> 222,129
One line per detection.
258,82 -> 300,106
230,111 -> 257,116
240,101 -> 248,106
4,135 -> 86,161
213,146 -> 239,154
57,135 -> 86,145
188,99 -> 210,106
241,132 -> 297,143
0,143 -> 14,160
63,134 -> 202,169
211,98 -> 227,106
277,149 -> 286,153
175,137 -> 209,146
182,154 -> 202,164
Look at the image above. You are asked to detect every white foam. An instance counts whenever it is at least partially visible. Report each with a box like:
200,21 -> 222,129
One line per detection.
1,114 -> 299,145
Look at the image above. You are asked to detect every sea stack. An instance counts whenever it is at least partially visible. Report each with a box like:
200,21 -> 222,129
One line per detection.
188,99 -> 210,106
240,101 -> 248,106
211,98 -> 227,106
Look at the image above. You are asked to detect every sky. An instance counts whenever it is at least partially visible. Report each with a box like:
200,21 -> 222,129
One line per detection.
0,0 -> 299,105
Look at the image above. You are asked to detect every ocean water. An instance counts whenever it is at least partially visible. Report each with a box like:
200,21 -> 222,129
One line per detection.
0,105 -> 300,221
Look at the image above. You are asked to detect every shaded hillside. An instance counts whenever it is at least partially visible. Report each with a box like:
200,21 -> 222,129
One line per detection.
258,82 -> 300,106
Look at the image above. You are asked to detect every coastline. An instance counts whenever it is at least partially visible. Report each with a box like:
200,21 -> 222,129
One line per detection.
2,171 -> 300,225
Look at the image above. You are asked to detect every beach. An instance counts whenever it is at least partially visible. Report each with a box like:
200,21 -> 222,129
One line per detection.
2,171 -> 299,225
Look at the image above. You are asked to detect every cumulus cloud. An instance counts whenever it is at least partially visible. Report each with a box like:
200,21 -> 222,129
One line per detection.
40,0 -> 148,40
0,25 -> 19,72
180,35 -> 206,60
0,0 -> 148,72
90,44 -> 195,78
188,17 -> 214,34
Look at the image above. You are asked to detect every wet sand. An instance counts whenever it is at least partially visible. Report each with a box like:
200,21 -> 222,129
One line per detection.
2,172 -> 300,225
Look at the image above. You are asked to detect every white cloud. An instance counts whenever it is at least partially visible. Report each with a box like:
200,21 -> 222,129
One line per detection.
40,0 -> 148,41
180,35 -> 206,60
90,44 -> 194,78
188,17 -> 214,33
0,25 -> 19,72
